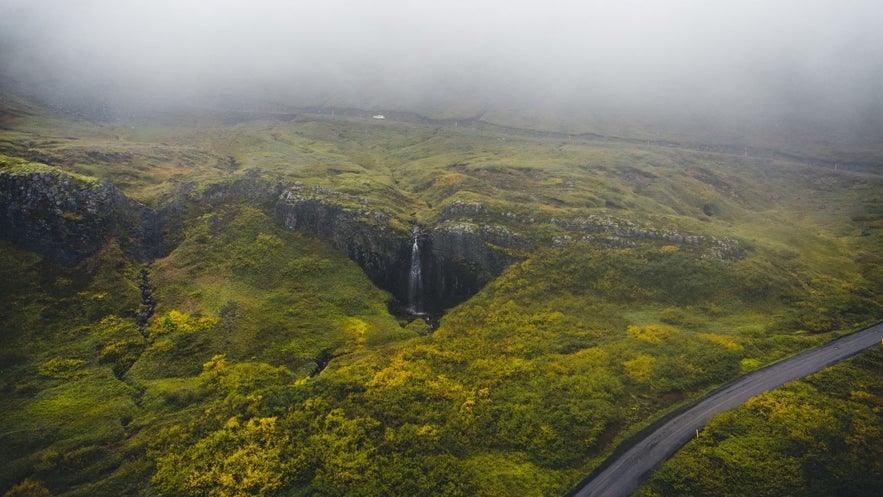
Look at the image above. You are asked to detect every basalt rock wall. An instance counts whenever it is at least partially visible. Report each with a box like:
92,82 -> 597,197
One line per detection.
422,223 -> 529,311
275,188 -> 528,312
275,193 -> 411,302
0,165 -> 167,264
0,164 -> 525,312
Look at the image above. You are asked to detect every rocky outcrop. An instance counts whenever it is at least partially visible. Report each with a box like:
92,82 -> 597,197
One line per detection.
0,163 -> 523,312
422,222 -> 529,310
276,185 -> 408,299
175,171 -> 284,208
550,215 -> 744,260
275,185 -> 526,312
114,195 -> 167,262
0,163 -> 296,266
1,165 -> 113,264
1,160 -> 748,315
0,163 -> 166,265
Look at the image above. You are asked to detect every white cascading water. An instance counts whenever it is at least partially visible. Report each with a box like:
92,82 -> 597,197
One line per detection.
407,226 -> 423,314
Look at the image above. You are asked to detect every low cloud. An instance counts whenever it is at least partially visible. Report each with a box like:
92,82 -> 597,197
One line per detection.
2,0 -> 881,135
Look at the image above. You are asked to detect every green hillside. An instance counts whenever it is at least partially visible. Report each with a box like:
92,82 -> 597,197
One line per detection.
638,347 -> 883,497
1,94 -> 882,496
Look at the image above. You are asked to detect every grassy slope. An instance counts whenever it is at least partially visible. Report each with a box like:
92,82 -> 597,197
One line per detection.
1,95 -> 882,496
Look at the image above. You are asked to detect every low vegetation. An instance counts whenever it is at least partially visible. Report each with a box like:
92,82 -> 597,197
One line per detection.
1,93 -> 881,495
637,347 -> 883,497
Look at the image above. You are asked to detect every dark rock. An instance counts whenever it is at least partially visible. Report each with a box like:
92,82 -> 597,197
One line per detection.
0,165 -> 167,265
423,223 -> 519,310
1,164 -> 525,313
275,190 -> 523,312
135,267 -> 155,339
703,203 -> 715,216
114,194 -> 168,261
276,194 -> 408,297
0,167 -> 113,264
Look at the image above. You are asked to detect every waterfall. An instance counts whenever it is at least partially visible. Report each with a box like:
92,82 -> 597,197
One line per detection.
407,226 -> 424,314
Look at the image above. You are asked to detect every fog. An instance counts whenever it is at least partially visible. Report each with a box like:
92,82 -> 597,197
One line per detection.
1,0 -> 882,137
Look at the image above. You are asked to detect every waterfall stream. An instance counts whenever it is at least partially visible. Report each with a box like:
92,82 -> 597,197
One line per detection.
407,227 -> 424,314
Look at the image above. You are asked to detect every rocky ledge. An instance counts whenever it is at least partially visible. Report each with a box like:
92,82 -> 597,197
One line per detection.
1,161 -> 745,314
275,184 -> 529,311
0,161 -> 165,264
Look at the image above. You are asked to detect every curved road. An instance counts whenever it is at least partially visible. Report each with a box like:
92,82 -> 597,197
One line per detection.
566,321 -> 883,497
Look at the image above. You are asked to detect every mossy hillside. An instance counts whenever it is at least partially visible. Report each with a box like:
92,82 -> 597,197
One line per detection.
2,97 -> 878,248
1,93 -> 882,496
0,205 -> 413,496
139,204 -> 411,377
0,241 -> 139,359
0,156 -> 102,187
0,241 -> 147,494
637,346 -> 883,497
141,237 -> 876,496
476,103 -> 883,174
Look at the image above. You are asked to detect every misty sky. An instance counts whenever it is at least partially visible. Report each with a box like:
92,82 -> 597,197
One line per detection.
1,0 -> 882,127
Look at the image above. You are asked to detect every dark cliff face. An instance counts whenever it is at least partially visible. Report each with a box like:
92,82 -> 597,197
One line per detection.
0,166 -> 288,266
0,165 -> 524,312
0,165 -> 166,265
114,195 -> 167,262
0,168 -> 115,265
422,223 -> 528,311
275,188 -> 527,312
275,191 -> 413,305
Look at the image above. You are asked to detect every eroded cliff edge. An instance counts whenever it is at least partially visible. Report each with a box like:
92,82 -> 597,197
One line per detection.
1,162 -> 526,312
275,183 -> 528,312
0,161 -> 166,264
2,160 -> 742,313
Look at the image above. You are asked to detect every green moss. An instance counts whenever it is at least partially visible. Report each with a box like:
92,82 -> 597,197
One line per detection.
0,155 -> 102,187
59,211 -> 85,222
640,348 -> 883,496
0,94 -> 881,496
37,356 -> 86,379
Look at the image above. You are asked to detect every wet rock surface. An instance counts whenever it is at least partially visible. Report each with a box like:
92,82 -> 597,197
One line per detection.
0,166 -> 167,264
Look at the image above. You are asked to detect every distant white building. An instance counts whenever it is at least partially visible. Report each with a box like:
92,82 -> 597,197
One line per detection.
372,114 -> 385,120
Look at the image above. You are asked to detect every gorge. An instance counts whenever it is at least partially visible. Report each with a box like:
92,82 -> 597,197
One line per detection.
0,162 -> 524,316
